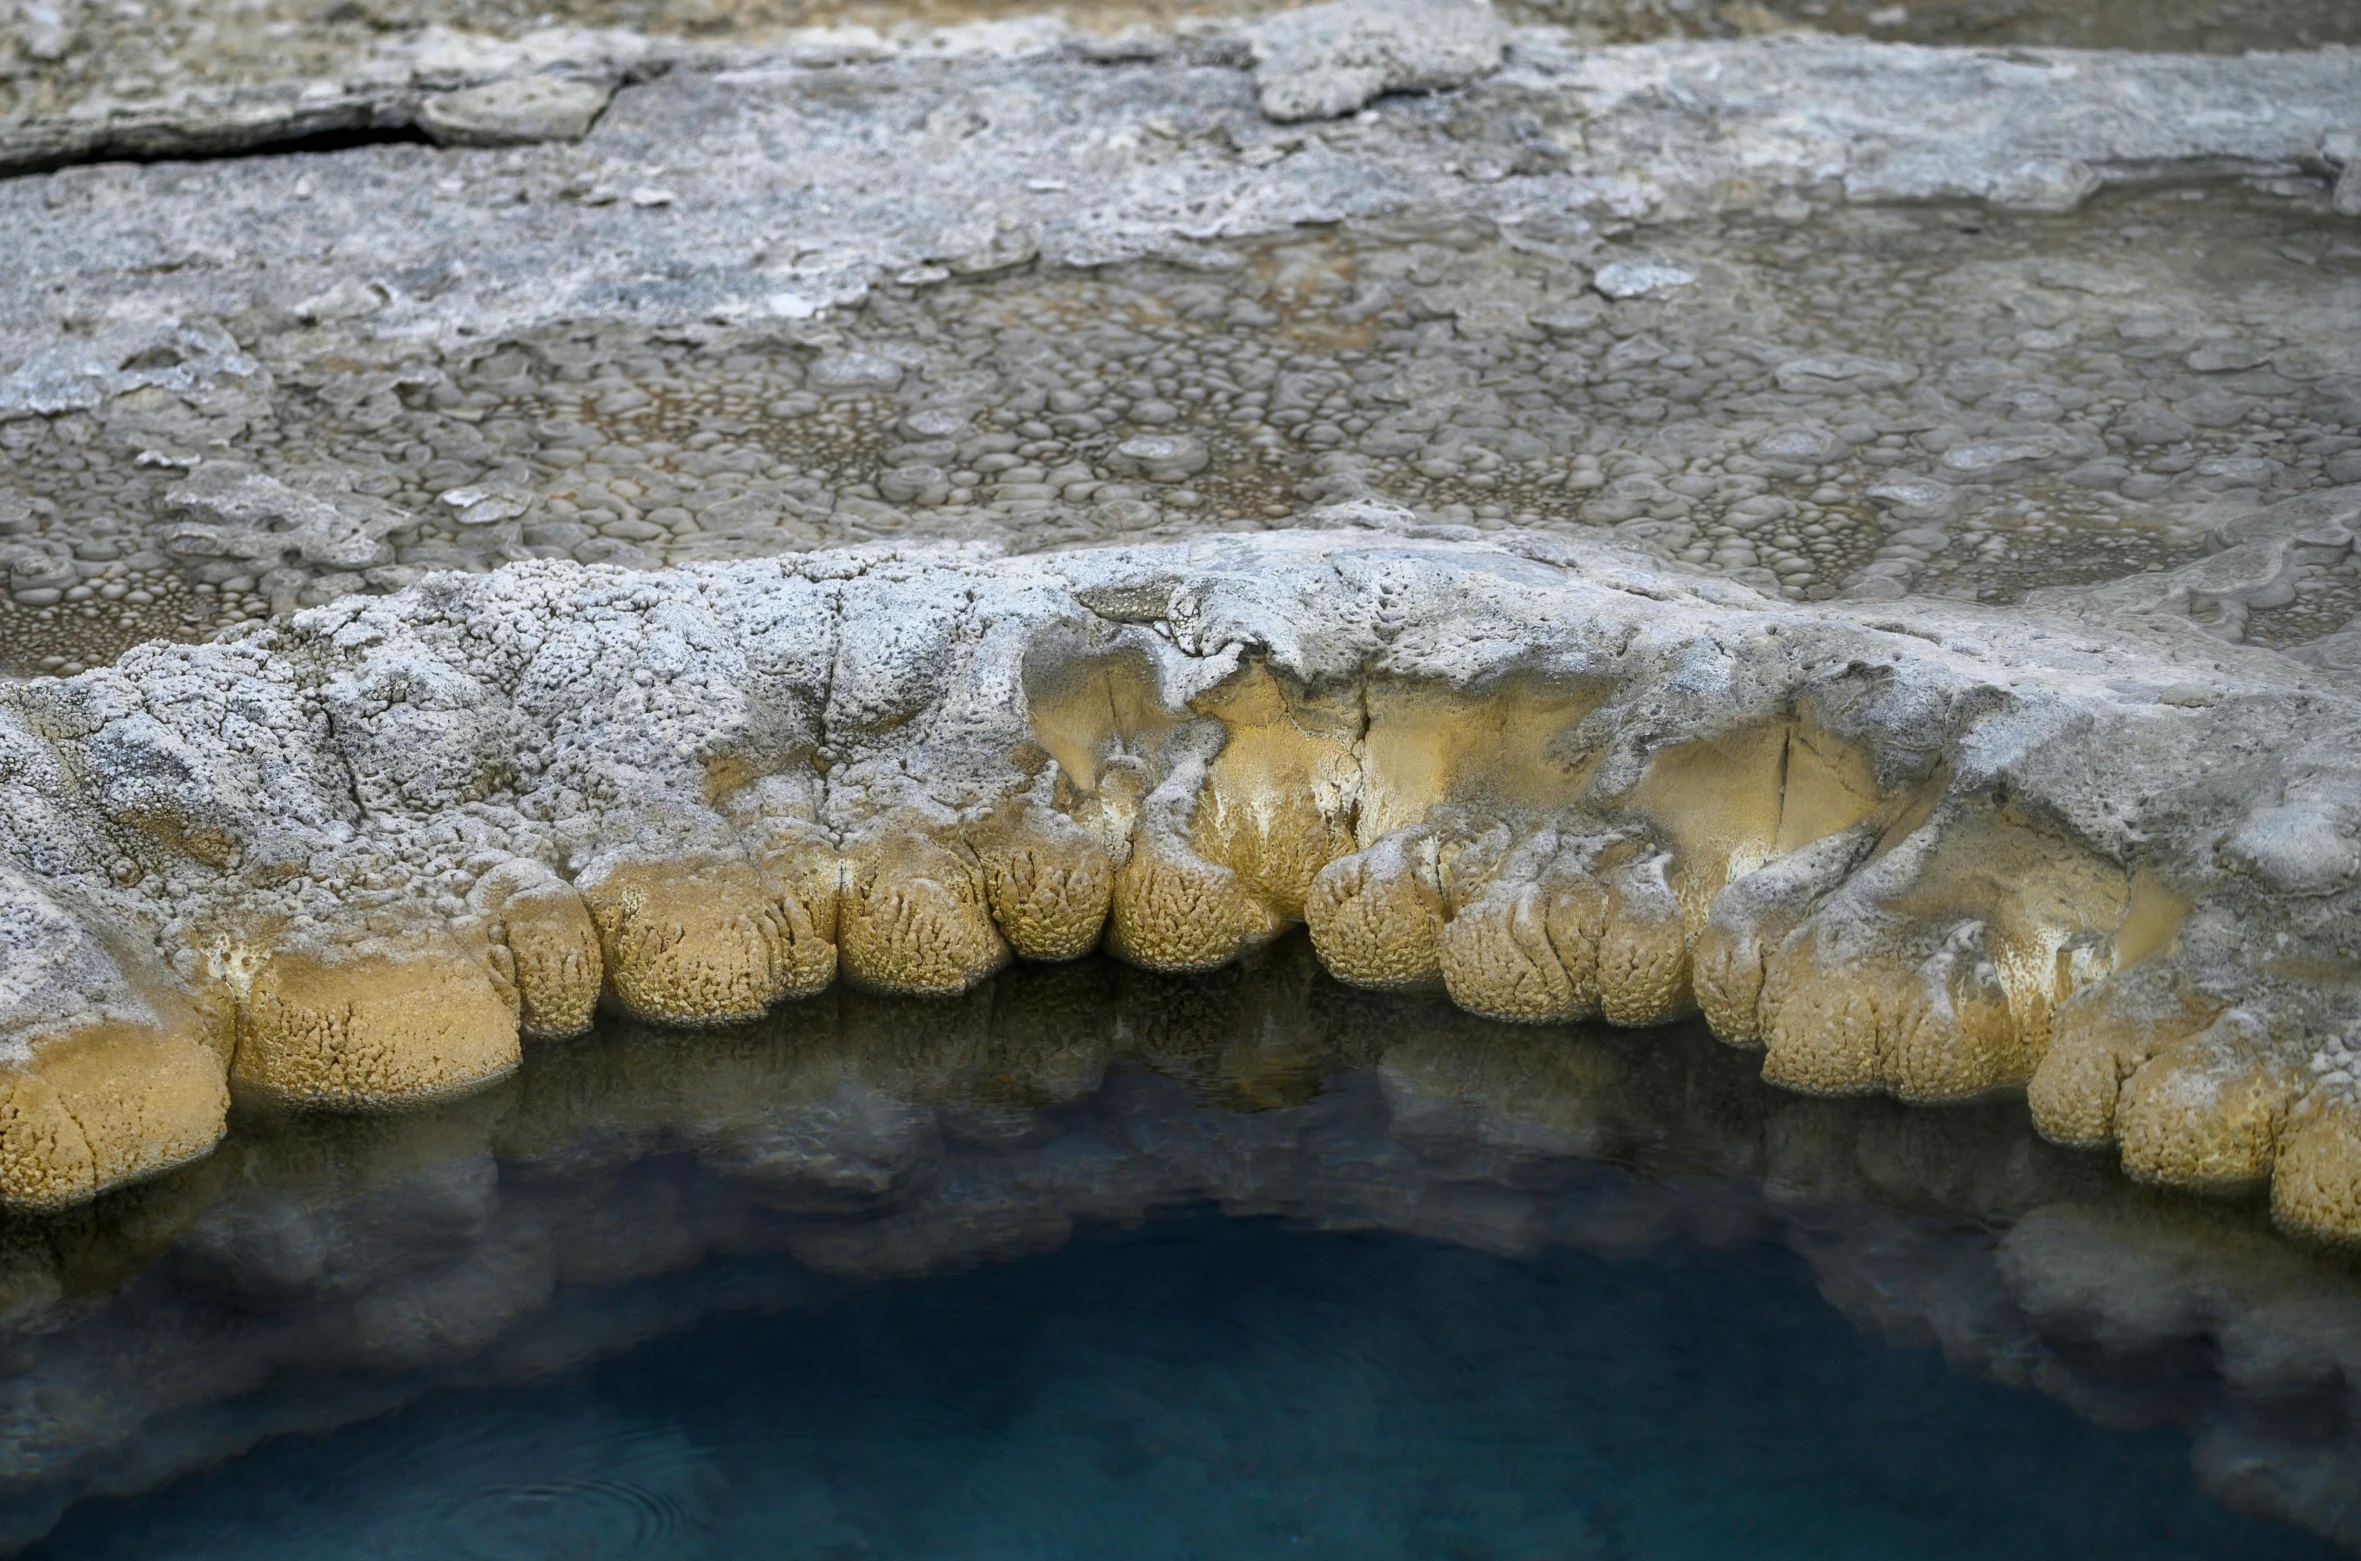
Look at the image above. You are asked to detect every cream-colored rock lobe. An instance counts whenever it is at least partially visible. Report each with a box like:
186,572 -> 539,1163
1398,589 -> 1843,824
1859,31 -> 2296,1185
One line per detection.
0,515 -> 2356,1234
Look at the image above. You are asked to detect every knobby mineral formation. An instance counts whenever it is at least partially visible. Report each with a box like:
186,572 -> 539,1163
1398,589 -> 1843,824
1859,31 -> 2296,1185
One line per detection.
0,518 -> 2355,1235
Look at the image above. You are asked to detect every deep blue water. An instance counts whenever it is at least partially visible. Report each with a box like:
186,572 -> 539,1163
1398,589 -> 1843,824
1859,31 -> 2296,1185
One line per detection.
28,1210 -> 2340,1561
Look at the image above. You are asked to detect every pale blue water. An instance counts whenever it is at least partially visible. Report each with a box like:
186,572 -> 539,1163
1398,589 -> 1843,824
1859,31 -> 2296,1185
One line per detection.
28,1209 -> 2342,1561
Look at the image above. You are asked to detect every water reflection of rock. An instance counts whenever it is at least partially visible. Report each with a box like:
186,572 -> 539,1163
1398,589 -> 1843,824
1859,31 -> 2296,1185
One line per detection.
0,939 -> 2356,1552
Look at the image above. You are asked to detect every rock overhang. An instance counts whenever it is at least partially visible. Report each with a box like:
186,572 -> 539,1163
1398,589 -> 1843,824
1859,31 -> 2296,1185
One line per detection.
0,522 -> 2349,1243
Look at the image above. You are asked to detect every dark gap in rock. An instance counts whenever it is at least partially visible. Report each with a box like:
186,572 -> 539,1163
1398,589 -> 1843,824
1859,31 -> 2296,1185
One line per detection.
0,120 -> 438,180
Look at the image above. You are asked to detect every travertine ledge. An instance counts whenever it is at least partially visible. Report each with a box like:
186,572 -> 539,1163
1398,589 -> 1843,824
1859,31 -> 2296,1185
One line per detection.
0,519 -> 2356,1233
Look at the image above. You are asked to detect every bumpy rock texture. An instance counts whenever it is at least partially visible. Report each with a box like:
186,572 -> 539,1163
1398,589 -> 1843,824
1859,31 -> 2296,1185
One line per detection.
0,524 -> 2354,1243
1250,0 -> 1506,121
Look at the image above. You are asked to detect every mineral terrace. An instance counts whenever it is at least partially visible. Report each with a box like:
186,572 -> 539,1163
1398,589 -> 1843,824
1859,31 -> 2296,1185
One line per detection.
0,0 -> 2357,1234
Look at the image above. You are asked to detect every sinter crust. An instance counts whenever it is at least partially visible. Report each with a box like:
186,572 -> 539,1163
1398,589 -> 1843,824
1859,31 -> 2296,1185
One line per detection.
0,525 -> 2353,1237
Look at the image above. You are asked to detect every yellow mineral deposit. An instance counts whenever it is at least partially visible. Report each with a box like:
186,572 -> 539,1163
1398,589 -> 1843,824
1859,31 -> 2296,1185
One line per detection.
2113,1016 -> 2301,1190
1755,800 -> 2153,1102
0,534 -> 2350,1248
975,801 -> 1114,962
2026,953 -> 2214,1150
1305,827 -> 1449,990
466,858 -> 604,1038
230,944 -> 520,1106
0,1015 -> 227,1209
1691,824 -> 1880,1046
837,831 -> 1010,995
1355,673 -> 1603,839
576,850 -> 837,1023
1187,664 -> 1360,921
1108,799 -> 1290,971
1627,720 -> 1877,916
2273,1092 -> 2361,1244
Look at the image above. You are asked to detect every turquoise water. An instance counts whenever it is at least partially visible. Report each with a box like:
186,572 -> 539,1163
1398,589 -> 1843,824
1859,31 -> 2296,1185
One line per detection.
27,1209 -> 2342,1561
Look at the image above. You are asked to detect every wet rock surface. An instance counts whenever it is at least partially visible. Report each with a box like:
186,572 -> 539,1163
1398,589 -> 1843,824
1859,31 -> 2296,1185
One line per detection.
0,952 -> 2356,1553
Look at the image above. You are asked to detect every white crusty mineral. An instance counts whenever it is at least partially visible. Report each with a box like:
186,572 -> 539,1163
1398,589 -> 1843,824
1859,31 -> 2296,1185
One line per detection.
1250,0 -> 1507,122
0,523 -> 2354,1240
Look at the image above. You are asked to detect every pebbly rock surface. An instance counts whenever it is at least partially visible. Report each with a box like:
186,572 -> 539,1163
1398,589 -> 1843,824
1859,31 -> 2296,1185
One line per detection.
2,20 -> 2359,679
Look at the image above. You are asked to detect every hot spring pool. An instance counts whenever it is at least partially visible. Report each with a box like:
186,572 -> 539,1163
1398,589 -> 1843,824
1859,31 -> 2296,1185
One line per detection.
4,951 -> 2356,1558
25,1211 -> 2352,1561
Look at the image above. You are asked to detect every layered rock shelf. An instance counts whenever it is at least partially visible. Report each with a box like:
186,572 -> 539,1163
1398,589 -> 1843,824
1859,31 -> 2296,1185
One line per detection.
0,520 -> 2354,1241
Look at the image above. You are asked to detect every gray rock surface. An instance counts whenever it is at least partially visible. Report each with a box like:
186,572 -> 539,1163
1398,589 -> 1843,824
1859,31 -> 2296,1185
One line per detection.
5,32 -> 2353,340
0,23 -> 2356,681
0,23 -> 661,172
4,0 -> 2352,176
0,0 -> 2355,1287
414,74 -> 616,147
1250,0 -> 1507,121
2334,131 -> 2361,217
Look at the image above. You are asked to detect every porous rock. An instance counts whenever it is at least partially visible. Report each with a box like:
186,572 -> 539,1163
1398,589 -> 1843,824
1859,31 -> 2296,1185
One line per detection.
1250,0 -> 1507,122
